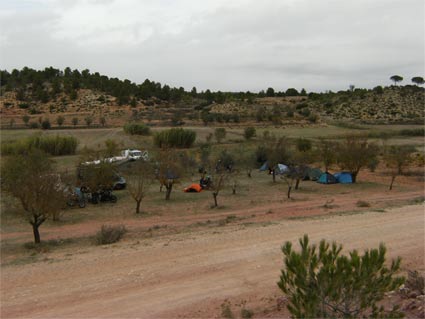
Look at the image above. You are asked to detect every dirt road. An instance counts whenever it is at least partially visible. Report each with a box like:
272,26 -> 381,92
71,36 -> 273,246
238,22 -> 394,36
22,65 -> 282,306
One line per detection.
1,205 -> 424,318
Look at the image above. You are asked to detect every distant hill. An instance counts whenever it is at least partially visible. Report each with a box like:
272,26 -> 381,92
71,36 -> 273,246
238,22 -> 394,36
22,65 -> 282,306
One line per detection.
1,67 -> 424,128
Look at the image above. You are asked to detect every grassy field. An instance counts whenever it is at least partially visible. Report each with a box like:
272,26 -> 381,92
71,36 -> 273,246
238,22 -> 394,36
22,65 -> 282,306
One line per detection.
1,123 -> 423,144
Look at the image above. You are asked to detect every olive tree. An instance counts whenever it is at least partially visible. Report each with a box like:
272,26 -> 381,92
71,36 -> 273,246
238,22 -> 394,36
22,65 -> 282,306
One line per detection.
278,235 -> 405,318
1,150 -> 65,243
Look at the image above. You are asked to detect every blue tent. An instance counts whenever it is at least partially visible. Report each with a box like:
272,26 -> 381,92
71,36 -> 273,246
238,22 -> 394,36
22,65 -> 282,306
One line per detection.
317,172 -> 338,184
334,172 -> 353,184
259,162 -> 269,171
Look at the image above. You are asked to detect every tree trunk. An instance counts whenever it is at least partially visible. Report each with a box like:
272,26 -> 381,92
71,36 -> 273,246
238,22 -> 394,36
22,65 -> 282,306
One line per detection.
272,170 -> 276,183
213,192 -> 218,207
287,186 -> 292,199
247,169 -> 252,178
351,172 -> 358,183
295,178 -> 300,190
165,183 -> 173,200
52,211 -> 60,221
32,223 -> 41,244
136,199 -> 142,214
389,175 -> 396,190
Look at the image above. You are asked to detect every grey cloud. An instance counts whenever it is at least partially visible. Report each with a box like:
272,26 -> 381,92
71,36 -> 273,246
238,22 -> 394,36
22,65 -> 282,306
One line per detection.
1,0 -> 423,92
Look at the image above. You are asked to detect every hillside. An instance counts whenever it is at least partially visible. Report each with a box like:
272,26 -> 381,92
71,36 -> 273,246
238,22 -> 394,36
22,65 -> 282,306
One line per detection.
0,67 -> 424,128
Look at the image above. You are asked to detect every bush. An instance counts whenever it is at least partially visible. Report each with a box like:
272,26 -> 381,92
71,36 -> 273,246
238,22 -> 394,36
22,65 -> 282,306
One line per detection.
296,138 -> 312,152
154,128 -> 196,148
95,224 -> 127,245
41,119 -> 51,130
356,200 -> 371,207
1,135 -> 78,156
278,235 -> 404,318
399,128 -> 424,137
29,122 -> 39,129
308,113 -> 319,123
123,123 -> 151,135
220,301 -> 234,319
18,103 -> 30,109
214,127 -> 226,143
244,127 -> 256,140
240,308 -> 253,319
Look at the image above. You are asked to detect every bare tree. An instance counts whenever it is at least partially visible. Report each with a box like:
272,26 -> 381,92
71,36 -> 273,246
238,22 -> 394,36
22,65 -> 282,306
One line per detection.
124,161 -> 153,214
384,145 -> 415,190
233,145 -> 256,178
155,148 -> 183,200
1,150 -> 65,243
209,171 -> 228,207
318,139 -> 336,172
99,116 -> 107,127
263,136 -> 291,183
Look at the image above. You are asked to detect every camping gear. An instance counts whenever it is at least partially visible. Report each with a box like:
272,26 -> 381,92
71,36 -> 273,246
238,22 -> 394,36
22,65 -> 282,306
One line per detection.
259,162 -> 289,175
200,176 -> 212,189
184,183 -> 203,192
90,189 -> 117,204
334,172 -> 353,184
259,162 -> 269,171
305,168 -> 323,181
317,172 -> 338,184
66,187 -> 86,208
276,163 -> 289,174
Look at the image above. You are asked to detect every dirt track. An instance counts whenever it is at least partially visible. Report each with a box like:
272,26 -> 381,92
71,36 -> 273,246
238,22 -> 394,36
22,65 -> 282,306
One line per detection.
1,205 -> 424,318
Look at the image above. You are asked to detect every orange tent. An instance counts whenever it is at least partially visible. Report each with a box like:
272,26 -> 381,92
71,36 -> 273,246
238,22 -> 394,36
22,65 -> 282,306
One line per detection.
184,183 -> 203,192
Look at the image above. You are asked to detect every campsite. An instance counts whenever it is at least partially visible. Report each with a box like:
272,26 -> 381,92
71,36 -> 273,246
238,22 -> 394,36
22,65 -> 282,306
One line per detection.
1,121 -> 424,318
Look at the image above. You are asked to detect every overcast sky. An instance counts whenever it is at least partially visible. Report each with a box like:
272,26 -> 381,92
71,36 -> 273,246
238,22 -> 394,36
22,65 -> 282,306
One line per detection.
0,0 -> 424,92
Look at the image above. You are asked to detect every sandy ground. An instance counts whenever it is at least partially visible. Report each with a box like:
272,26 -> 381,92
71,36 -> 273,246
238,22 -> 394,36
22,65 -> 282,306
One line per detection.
1,204 -> 424,318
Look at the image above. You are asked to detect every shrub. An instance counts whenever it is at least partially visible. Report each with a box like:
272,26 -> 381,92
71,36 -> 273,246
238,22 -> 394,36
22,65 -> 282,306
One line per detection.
405,270 -> 425,295
308,113 -> 319,123
296,138 -> 312,152
244,127 -> 256,140
214,127 -> 226,143
41,119 -> 51,130
154,128 -> 196,148
240,308 -> 254,319
356,200 -> 371,207
123,123 -> 151,135
1,135 -> 78,156
220,301 -> 234,319
18,103 -> 30,109
29,122 -> 39,129
399,128 -> 424,137
95,224 -> 127,245
278,235 -> 404,318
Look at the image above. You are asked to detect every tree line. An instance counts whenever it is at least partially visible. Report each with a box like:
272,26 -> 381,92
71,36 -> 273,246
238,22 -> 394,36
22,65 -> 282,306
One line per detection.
0,67 -> 312,106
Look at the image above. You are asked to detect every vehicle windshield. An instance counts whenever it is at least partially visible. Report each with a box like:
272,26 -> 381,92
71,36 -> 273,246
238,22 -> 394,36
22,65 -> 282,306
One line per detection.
130,151 -> 142,156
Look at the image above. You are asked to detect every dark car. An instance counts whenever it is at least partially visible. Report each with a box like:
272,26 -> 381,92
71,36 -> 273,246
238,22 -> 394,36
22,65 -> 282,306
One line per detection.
113,174 -> 126,190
